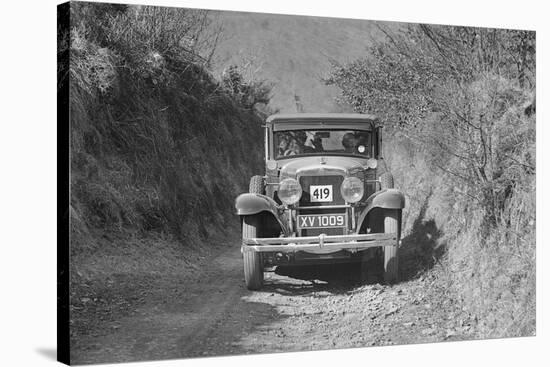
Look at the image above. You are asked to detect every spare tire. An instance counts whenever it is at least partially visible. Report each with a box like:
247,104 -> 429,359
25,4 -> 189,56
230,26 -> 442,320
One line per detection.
380,172 -> 394,190
249,175 -> 264,194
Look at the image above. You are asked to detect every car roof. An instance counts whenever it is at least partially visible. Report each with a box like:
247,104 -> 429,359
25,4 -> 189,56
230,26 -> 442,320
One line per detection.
266,113 -> 379,131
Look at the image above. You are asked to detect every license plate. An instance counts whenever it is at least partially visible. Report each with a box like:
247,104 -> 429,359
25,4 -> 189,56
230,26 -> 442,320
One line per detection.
310,185 -> 333,202
297,214 -> 347,229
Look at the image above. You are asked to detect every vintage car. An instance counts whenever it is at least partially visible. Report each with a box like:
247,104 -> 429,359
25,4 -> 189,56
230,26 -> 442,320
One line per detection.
235,113 -> 405,290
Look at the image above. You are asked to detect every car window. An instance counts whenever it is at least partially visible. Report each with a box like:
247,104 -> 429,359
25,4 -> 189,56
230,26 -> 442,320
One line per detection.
274,130 -> 372,159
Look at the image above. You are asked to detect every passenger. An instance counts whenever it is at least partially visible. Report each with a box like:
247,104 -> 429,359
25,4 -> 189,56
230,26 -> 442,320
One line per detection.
305,132 -> 324,152
342,132 -> 357,153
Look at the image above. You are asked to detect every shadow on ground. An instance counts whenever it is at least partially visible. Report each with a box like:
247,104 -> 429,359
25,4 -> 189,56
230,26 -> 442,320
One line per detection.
258,258 -> 382,296
399,196 -> 445,281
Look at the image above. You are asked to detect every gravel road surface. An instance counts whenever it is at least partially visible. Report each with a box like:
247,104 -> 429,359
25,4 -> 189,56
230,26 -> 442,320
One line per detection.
71,240 -> 478,365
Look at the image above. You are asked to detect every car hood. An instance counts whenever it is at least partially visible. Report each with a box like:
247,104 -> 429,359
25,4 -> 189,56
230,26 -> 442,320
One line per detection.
278,156 -> 367,178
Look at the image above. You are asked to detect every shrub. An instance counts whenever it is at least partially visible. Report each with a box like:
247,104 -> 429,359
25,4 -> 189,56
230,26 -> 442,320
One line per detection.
326,24 -> 536,336
68,4 -> 267,246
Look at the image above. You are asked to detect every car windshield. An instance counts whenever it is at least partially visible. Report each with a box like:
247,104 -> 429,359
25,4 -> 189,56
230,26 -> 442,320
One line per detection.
274,129 -> 373,159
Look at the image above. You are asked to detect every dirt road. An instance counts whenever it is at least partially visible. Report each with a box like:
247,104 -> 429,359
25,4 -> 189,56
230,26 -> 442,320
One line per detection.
71,239 -> 479,365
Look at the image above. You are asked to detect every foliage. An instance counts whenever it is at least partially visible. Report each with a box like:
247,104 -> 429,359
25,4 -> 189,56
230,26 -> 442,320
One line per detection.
67,3 -> 267,248
221,65 -> 273,110
326,24 -> 535,337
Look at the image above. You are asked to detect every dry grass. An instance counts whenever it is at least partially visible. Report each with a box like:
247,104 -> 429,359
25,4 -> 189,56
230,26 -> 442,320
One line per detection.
66,4 -> 268,340
385,111 -> 535,338
326,24 -> 536,338
68,3 -> 266,250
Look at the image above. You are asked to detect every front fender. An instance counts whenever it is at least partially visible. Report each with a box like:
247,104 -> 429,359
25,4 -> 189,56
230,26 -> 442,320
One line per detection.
235,193 -> 280,216
356,189 -> 405,232
235,193 -> 289,236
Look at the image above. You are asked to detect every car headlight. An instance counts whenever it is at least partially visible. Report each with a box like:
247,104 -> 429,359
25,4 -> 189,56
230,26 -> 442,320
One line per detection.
341,177 -> 364,203
278,178 -> 302,205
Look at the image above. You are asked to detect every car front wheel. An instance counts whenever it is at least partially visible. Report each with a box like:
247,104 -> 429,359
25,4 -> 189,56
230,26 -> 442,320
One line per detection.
242,215 -> 263,290
383,209 -> 400,284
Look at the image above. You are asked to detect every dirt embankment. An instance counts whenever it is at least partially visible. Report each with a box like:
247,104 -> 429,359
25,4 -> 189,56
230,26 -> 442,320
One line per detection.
71,232 -> 479,365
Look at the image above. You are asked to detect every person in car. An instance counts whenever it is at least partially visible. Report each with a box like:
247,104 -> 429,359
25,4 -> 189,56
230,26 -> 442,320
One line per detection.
285,131 -> 309,155
304,132 -> 324,152
278,135 -> 290,157
281,131 -> 324,156
342,132 -> 357,153
284,138 -> 301,156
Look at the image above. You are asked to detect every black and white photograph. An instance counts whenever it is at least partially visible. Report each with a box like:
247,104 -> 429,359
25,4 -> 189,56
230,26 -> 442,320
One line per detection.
55,1 -> 539,365
9,0 -> 541,366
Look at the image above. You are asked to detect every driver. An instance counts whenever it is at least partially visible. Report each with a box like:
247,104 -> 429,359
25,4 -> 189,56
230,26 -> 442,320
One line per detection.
284,138 -> 301,156
285,131 -> 308,155
278,135 -> 290,157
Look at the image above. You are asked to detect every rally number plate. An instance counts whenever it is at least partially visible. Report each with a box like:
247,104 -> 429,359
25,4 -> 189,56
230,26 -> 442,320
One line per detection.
297,214 -> 347,229
310,185 -> 333,202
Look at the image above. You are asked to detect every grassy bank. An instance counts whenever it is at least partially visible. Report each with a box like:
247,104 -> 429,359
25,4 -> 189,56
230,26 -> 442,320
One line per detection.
387,130 -> 535,338
66,3 -> 265,250
328,24 -> 536,337
62,3 -> 269,338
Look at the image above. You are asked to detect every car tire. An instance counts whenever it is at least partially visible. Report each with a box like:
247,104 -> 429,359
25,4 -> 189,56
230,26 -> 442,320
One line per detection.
249,175 -> 265,194
380,172 -> 394,190
242,215 -> 263,290
383,209 -> 400,284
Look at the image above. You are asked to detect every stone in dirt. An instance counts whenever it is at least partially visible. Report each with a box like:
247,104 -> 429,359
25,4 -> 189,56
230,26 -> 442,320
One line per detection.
384,307 -> 399,317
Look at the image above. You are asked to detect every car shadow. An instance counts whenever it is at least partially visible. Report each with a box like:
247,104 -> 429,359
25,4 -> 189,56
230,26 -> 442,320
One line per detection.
257,195 -> 445,295
259,258 -> 383,296
399,197 -> 445,281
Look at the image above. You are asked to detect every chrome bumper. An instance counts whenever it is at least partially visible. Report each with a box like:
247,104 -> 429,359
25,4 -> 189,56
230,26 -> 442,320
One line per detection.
241,233 -> 397,253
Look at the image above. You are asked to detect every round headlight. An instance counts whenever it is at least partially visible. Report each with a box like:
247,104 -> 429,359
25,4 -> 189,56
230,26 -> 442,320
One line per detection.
341,177 -> 364,203
278,178 -> 302,205
366,158 -> 378,169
